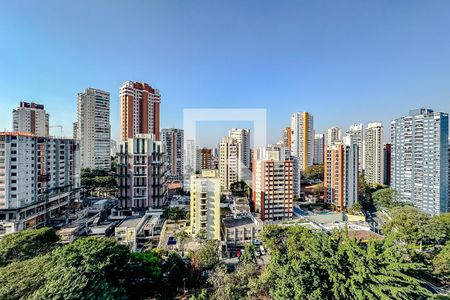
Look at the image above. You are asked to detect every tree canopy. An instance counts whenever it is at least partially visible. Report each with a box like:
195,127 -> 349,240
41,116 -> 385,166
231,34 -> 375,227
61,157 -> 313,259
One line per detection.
259,225 -> 431,300
302,164 -> 324,181
0,227 -> 58,267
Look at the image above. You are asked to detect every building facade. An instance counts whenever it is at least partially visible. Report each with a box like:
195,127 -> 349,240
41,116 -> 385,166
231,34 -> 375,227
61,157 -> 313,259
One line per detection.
347,123 -> 364,171
228,128 -> 251,176
324,140 -> 359,211
196,147 -> 213,171
313,133 -> 325,165
219,136 -> 240,190
118,134 -> 167,209
326,126 -> 341,146
190,170 -> 221,240
12,102 -> 49,137
252,147 -> 295,222
391,109 -> 449,215
161,128 -> 184,180
119,81 -> 161,141
0,132 -> 80,237
364,122 -> 384,185
290,112 -> 314,170
76,88 -> 111,170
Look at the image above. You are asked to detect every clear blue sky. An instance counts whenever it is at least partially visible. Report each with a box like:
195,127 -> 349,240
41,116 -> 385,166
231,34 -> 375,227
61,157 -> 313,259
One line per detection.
1,0 -> 450,146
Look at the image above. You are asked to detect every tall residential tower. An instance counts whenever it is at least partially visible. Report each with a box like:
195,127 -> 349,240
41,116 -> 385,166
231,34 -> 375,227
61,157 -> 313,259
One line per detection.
391,109 -> 449,215
119,81 -> 161,141
290,112 -> 314,170
12,102 -> 49,137
76,88 -> 111,170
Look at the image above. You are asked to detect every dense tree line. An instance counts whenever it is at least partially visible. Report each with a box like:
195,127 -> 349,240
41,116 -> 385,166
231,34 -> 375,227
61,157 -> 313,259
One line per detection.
0,228 -> 221,300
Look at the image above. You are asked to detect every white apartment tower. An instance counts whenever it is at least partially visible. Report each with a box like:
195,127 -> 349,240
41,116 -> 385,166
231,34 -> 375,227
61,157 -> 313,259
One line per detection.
347,124 -> 364,172
364,122 -> 384,185
228,128 -> 251,173
118,134 -> 167,209
76,88 -> 111,170
326,126 -> 341,146
12,102 -> 49,137
324,139 -> 359,211
0,132 -> 80,237
313,133 -> 325,165
391,109 -> 449,215
190,170 -> 221,240
290,112 -> 314,170
252,147 -> 295,222
161,128 -> 184,180
219,136 -> 240,190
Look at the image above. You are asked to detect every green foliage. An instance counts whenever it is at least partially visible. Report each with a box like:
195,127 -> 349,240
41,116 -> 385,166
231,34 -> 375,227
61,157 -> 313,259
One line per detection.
302,164 -> 324,181
163,207 -> 187,221
0,227 -> 58,267
0,254 -> 50,300
190,240 -> 220,271
0,237 -> 130,300
372,188 -> 399,208
190,288 -> 209,300
433,243 -> 450,282
260,225 -> 431,300
81,168 -> 117,193
209,264 -> 261,300
382,206 -> 430,245
130,251 -> 162,278
239,243 -> 258,265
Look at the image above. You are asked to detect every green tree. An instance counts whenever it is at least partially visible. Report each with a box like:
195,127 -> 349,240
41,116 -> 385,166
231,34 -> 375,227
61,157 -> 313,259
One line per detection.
174,230 -> 190,252
190,240 -> 220,271
163,207 -> 187,221
433,242 -> 450,282
0,227 -> 58,267
239,243 -> 258,265
382,206 -> 430,245
209,264 -> 260,300
190,288 -> 209,300
372,188 -> 396,208
0,237 -> 130,300
260,225 -> 431,300
302,164 -> 324,181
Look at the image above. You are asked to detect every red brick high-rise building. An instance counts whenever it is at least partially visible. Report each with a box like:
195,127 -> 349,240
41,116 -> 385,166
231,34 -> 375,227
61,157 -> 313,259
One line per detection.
120,81 -> 161,141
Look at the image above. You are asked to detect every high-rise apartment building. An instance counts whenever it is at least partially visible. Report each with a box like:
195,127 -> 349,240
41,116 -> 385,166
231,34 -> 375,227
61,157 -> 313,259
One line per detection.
364,122 -> 384,185
184,139 -> 196,175
161,128 -> 184,180
326,126 -> 341,146
118,134 -> 167,209
196,148 -> 213,171
324,139 -> 359,211
281,127 -> 291,150
119,81 -> 161,142
290,112 -> 314,170
190,170 -> 221,240
219,137 -> 240,190
347,124 -> 364,171
228,128 -> 251,171
383,144 -> 391,186
76,88 -> 111,170
391,109 -> 449,215
12,102 -> 49,137
0,132 -> 80,237
313,133 -> 325,165
252,147 -> 295,222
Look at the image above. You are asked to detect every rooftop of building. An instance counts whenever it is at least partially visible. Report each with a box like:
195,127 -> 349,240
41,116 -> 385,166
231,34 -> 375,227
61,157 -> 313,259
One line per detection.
223,214 -> 262,228
117,216 -> 144,228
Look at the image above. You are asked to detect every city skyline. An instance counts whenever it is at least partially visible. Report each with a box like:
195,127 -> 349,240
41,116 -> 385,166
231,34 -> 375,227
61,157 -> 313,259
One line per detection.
2,1 -> 450,145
